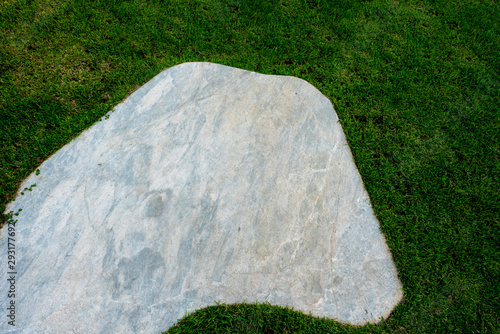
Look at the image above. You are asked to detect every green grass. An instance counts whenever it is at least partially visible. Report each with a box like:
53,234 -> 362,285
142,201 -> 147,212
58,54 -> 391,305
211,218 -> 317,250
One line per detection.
1,0 -> 499,332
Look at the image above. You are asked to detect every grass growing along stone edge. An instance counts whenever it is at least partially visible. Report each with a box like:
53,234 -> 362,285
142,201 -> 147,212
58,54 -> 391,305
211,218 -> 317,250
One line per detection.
1,0 -> 499,332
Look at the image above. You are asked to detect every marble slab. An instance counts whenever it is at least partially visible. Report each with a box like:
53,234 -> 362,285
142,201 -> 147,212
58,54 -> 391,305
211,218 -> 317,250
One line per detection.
0,62 -> 403,333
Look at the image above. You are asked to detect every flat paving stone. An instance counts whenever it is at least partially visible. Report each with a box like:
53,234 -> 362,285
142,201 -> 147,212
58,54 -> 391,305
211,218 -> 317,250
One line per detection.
1,62 -> 403,333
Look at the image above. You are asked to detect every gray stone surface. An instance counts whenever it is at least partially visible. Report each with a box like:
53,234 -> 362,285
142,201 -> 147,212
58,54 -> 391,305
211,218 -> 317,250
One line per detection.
1,62 -> 402,333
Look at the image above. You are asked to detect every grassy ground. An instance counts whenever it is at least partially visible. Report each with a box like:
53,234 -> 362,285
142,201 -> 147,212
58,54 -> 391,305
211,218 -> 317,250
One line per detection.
1,0 -> 499,332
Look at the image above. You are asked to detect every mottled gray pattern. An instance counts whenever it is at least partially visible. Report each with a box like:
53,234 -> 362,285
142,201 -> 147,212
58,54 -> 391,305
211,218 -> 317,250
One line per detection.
0,62 -> 402,333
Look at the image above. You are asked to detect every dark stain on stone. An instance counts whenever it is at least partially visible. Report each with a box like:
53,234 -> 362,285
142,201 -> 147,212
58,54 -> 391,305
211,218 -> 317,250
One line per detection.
111,247 -> 166,303
144,189 -> 172,218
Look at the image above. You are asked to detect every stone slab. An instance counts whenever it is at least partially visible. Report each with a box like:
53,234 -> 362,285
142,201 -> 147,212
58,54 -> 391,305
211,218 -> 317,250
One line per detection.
1,62 -> 403,333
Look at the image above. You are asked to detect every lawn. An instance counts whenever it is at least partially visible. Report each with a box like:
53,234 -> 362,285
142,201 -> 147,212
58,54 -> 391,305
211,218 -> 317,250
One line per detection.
1,0 -> 499,333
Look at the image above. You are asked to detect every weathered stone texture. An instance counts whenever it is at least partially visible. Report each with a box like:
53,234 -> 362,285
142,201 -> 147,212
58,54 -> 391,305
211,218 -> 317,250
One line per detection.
1,62 -> 402,333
